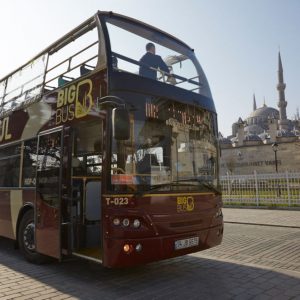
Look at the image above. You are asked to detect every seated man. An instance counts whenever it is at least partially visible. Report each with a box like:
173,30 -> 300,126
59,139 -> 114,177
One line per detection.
139,42 -> 169,80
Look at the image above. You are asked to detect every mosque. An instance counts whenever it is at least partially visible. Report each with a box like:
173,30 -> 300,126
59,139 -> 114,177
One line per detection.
219,52 -> 300,175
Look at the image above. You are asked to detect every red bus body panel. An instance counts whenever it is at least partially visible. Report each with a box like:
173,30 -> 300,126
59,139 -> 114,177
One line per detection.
102,193 -> 223,267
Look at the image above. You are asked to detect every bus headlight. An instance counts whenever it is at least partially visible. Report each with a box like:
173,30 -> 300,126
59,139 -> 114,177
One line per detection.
135,243 -> 142,252
122,218 -> 130,227
133,219 -> 141,228
113,218 -> 121,226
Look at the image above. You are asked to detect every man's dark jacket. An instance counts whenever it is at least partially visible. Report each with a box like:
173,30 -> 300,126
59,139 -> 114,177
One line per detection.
139,52 -> 169,80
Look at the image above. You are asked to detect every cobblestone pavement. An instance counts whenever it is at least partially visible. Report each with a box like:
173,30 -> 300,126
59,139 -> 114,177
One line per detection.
223,207 -> 300,228
196,222 -> 300,273
0,209 -> 299,300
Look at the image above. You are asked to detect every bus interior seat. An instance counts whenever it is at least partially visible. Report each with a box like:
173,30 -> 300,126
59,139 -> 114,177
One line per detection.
80,64 -> 93,76
85,181 -> 101,222
58,75 -> 73,87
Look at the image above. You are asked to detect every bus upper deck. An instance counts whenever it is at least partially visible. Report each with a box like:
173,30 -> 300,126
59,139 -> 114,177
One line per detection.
0,11 -> 214,119
0,11 -> 222,268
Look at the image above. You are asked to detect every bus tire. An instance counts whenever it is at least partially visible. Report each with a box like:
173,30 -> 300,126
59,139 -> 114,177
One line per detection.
18,210 -> 47,264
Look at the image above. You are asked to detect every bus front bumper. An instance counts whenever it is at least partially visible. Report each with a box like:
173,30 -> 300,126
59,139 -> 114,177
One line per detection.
103,224 -> 223,268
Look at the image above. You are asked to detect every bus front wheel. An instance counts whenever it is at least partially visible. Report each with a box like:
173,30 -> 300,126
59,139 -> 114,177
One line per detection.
18,210 -> 47,264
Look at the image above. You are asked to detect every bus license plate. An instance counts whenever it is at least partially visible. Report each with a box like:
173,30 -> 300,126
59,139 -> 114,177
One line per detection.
175,237 -> 199,250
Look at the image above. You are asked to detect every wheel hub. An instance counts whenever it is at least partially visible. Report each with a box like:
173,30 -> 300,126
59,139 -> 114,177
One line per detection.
23,222 -> 35,251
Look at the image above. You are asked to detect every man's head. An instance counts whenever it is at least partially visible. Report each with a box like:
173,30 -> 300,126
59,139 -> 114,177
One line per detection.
146,42 -> 155,54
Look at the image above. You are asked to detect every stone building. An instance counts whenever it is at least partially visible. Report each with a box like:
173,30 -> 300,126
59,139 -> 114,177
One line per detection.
220,52 -> 300,175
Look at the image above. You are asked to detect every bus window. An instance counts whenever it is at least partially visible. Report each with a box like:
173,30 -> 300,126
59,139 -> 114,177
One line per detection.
22,139 -> 38,187
73,121 -> 103,176
106,19 -> 204,93
0,144 -> 21,187
111,114 -> 172,189
110,95 -> 219,191
45,25 -> 99,89
36,132 -> 62,208
86,154 -> 102,176
0,81 -> 5,108
0,55 -> 47,112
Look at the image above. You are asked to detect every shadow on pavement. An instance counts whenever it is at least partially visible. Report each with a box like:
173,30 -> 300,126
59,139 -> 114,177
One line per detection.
0,237 -> 299,299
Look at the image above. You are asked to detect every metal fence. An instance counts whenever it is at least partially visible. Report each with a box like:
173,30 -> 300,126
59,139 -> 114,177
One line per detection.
220,171 -> 300,206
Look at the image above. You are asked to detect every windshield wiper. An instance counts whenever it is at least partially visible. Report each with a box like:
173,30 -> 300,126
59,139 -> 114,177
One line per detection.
173,178 -> 222,195
133,181 -> 196,198
201,181 -> 222,195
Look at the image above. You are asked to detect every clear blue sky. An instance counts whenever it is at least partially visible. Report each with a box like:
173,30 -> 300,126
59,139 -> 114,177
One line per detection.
1,0 -> 299,136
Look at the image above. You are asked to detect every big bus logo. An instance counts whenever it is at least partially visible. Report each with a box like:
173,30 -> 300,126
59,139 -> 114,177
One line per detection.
0,117 -> 12,142
177,196 -> 195,212
55,79 -> 93,125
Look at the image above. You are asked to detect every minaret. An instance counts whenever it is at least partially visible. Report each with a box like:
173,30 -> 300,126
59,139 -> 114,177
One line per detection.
253,94 -> 257,111
277,51 -> 288,130
268,115 -> 278,143
237,117 -> 245,147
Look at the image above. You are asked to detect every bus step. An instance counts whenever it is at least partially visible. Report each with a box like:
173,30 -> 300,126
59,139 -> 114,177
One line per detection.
73,248 -> 102,264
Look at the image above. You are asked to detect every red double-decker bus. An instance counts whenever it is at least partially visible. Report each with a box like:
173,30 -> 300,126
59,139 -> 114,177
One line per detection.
0,11 -> 223,267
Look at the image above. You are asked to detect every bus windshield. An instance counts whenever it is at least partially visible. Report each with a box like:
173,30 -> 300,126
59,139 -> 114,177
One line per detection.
111,95 -> 218,192
104,14 -> 212,98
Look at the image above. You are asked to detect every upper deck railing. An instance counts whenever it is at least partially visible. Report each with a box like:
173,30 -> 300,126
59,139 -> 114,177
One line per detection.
0,11 -> 214,118
0,15 -> 98,117
111,51 -> 202,91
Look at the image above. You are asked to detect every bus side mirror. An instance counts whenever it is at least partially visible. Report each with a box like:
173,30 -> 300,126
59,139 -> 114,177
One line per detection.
112,107 -> 130,140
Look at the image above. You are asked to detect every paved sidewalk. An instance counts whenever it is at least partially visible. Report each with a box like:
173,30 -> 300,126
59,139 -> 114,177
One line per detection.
223,207 -> 300,227
0,209 -> 299,299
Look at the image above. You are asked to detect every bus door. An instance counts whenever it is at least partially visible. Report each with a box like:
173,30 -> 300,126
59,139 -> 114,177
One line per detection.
71,121 -> 103,262
35,128 -> 63,260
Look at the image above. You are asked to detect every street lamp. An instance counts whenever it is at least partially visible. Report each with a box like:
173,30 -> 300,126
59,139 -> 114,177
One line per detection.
272,142 -> 279,173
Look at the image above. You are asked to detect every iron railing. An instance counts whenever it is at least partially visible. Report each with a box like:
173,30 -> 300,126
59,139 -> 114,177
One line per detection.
221,171 -> 300,206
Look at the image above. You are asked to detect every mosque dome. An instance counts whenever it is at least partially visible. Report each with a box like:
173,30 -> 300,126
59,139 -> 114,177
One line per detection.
248,106 -> 279,119
245,105 -> 279,135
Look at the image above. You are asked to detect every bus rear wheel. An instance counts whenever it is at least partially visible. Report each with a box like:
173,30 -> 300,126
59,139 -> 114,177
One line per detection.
18,210 -> 47,264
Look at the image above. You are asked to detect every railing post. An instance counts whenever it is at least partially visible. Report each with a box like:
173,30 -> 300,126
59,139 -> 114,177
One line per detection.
227,172 -> 231,203
286,171 -> 291,207
254,170 -> 259,207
